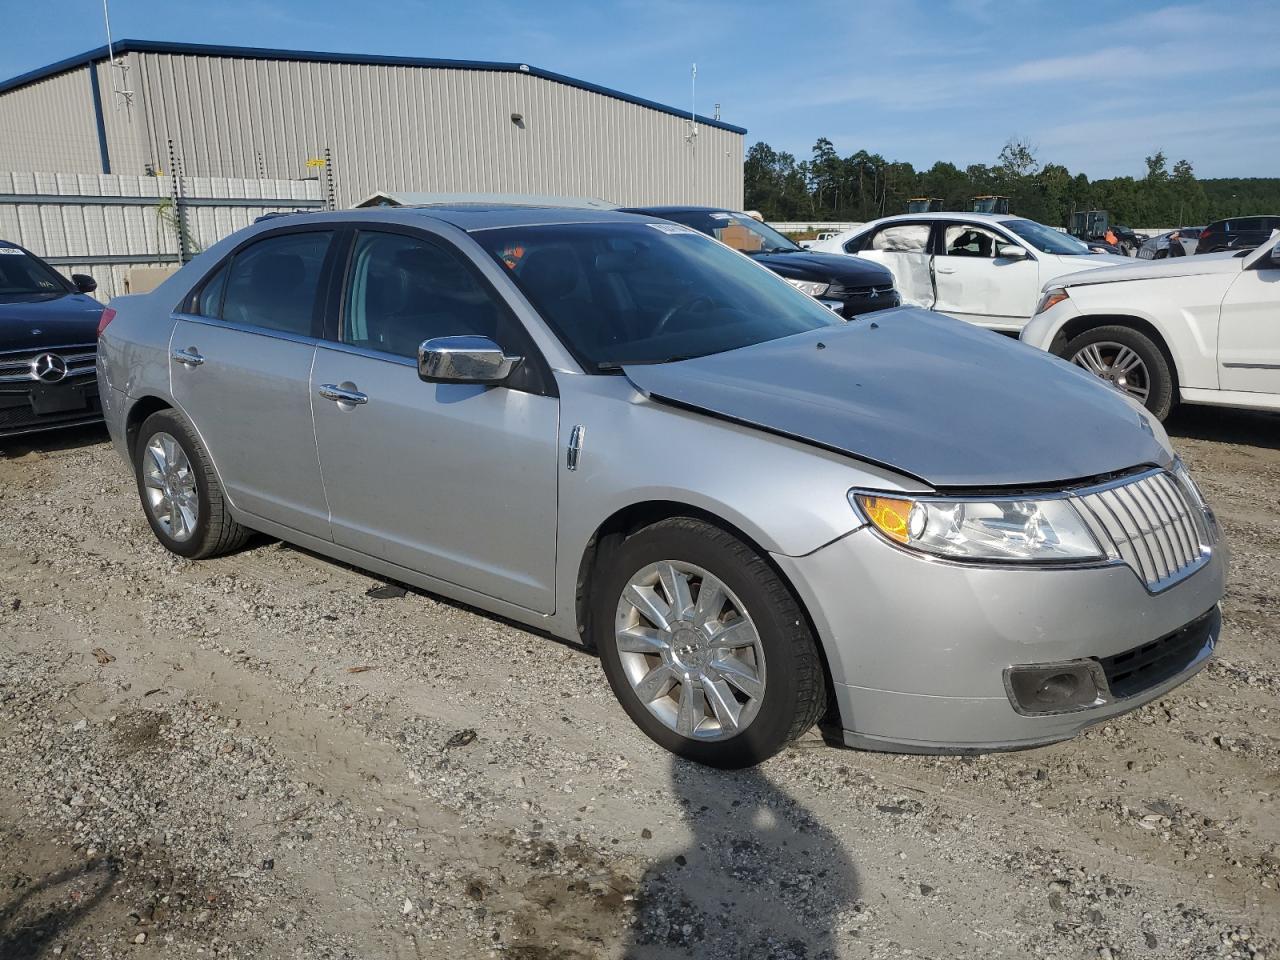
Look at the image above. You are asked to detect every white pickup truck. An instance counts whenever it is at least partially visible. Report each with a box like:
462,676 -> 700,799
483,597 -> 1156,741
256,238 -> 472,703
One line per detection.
1020,231 -> 1280,420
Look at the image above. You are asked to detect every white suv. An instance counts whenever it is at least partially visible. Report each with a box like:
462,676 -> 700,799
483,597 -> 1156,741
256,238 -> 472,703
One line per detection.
1021,231 -> 1280,420
811,213 -> 1127,332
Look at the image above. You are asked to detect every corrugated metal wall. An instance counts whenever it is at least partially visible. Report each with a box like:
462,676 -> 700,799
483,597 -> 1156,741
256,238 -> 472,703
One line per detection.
125,53 -> 743,209
0,50 -> 744,209
0,171 -> 322,300
0,68 -> 103,174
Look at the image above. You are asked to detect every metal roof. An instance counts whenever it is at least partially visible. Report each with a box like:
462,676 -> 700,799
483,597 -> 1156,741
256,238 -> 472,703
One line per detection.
0,39 -> 747,135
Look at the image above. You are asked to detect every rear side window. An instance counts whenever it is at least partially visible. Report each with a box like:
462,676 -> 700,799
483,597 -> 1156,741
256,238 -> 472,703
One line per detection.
868,224 -> 931,252
218,231 -> 333,337
191,264 -> 228,318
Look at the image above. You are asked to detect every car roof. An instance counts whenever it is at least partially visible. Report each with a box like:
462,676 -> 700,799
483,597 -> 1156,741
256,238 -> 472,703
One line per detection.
854,212 -> 1021,232
244,204 -> 658,234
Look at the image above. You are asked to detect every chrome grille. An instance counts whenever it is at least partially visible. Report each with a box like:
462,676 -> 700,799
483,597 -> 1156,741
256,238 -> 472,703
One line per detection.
832,282 -> 897,299
1073,470 -> 1209,591
0,344 -> 97,383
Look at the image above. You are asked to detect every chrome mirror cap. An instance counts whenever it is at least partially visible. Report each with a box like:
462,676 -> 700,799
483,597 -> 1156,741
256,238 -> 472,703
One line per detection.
418,336 -> 522,384
996,243 -> 1029,260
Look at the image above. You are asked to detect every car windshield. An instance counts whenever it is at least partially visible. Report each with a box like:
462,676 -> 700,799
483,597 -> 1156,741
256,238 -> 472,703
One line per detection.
1004,219 -> 1092,255
477,221 -> 840,370
661,210 -> 802,254
0,248 -> 70,301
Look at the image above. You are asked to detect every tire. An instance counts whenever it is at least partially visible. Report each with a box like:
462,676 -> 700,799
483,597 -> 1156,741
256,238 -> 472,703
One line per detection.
592,517 -> 826,768
1062,324 -> 1175,421
133,409 -> 250,559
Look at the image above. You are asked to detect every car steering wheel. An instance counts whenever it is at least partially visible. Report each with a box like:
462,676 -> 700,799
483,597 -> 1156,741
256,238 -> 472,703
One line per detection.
653,295 -> 715,337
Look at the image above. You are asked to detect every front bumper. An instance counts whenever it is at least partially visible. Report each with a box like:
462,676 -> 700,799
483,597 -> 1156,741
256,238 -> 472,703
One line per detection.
0,376 -> 102,439
773,526 -> 1227,753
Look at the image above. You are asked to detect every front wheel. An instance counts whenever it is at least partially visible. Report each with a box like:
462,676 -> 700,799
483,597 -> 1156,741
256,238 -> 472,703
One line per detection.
1063,324 -> 1175,421
593,518 -> 827,768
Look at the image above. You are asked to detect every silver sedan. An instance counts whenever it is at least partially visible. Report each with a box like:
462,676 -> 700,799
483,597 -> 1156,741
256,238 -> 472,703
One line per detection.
97,206 -> 1226,767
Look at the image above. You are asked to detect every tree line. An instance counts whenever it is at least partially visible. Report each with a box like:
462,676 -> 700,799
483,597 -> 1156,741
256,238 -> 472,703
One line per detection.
745,137 -> 1280,228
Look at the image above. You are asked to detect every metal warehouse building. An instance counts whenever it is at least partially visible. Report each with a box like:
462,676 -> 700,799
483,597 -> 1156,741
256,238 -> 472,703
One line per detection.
0,39 -> 745,210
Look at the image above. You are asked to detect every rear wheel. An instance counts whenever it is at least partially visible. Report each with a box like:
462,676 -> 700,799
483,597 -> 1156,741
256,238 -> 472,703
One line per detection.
1063,324 -> 1175,421
134,410 -> 250,559
593,517 -> 827,768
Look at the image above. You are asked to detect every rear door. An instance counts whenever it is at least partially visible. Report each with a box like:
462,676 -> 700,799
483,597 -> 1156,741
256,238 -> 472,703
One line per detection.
1218,236 -> 1280,395
931,222 -> 1040,331
170,227 -> 335,539
311,226 -> 561,613
849,222 -> 935,307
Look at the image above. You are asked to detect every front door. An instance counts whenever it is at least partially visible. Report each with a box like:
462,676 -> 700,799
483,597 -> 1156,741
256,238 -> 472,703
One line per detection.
169,228 -> 335,539
1218,238 -> 1280,395
931,223 -> 1040,332
311,228 -> 560,614
854,222 -> 935,308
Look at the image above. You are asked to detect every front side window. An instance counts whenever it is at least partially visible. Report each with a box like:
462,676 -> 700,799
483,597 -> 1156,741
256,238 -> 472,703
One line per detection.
219,231 -> 332,337
477,221 -> 839,370
869,224 -> 931,253
944,224 -> 1004,258
1004,218 -> 1089,255
341,231 -> 510,358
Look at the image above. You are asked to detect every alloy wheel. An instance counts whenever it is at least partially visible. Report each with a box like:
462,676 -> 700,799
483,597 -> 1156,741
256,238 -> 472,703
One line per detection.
614,560 -> 766,741
142,431 -> 199,542
1070,341 -> 1151,403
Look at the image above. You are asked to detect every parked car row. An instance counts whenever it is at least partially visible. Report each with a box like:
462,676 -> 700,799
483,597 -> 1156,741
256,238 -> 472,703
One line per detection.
90,203 -> 1228,768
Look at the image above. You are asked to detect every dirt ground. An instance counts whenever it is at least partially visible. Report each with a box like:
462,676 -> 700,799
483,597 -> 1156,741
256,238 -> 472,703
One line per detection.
1,404 -> 1277,960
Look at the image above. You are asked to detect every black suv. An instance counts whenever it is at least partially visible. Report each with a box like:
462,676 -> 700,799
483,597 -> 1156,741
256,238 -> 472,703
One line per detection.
1197,216 -> 1280,254
0,241 -> 104,439
621,206 -> 900,318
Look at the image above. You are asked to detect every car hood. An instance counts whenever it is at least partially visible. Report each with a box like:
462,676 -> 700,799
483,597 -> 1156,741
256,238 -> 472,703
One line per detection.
750,250 -> 892,285
0,293 -> 104,349
624,308 -> 1170,489
1056,251 -> 1243,287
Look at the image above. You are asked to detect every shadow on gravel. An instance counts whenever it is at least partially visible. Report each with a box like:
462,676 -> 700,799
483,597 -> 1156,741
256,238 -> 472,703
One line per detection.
1166,405 -> 1280,451
0,857 -> 120,959
623,758 -> 859,958
0,423 -> 109,458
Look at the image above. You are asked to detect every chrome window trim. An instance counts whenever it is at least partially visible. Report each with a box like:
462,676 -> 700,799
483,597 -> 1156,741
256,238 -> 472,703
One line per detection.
314,339 -> 415,368
174,312 -> 322,348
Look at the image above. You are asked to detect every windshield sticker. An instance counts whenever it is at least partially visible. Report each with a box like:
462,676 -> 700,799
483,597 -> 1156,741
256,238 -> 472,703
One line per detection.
647,223 -> 698,235
708,213 -> 735,220
0,248 -> 25,255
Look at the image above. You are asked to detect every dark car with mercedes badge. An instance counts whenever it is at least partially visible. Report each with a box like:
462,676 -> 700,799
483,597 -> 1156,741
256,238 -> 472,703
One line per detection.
621,205 -> 899,318
0,241 -> 104,439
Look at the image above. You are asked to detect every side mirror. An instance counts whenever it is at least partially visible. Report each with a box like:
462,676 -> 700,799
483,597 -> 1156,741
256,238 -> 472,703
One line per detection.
996,243 -> 1029,260
418,335 -> 522,385
1271,242 -> 1280,266
71,273 -> 97,293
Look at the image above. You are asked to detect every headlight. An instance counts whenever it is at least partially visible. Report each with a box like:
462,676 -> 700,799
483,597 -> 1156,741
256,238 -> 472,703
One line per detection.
852,492 -> 1103,562
1036,287 -> 1069,314
784,278 -> 831,298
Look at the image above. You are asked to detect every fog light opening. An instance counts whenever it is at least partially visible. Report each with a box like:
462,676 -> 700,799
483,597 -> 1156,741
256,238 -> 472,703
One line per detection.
1005,662 -> 1102,716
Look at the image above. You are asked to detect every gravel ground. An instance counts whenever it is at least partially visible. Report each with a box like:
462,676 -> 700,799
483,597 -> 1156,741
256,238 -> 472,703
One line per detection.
1,404 -> 1277,960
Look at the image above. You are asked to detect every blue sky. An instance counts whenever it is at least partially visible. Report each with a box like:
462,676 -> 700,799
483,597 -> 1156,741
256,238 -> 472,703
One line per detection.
3,0 -> 1277,179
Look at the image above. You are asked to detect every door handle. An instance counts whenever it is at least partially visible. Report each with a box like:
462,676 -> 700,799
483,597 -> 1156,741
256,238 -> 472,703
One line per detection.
172,347 -> 205,366
318,383 -> 369,405
936,266 -> 956,274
